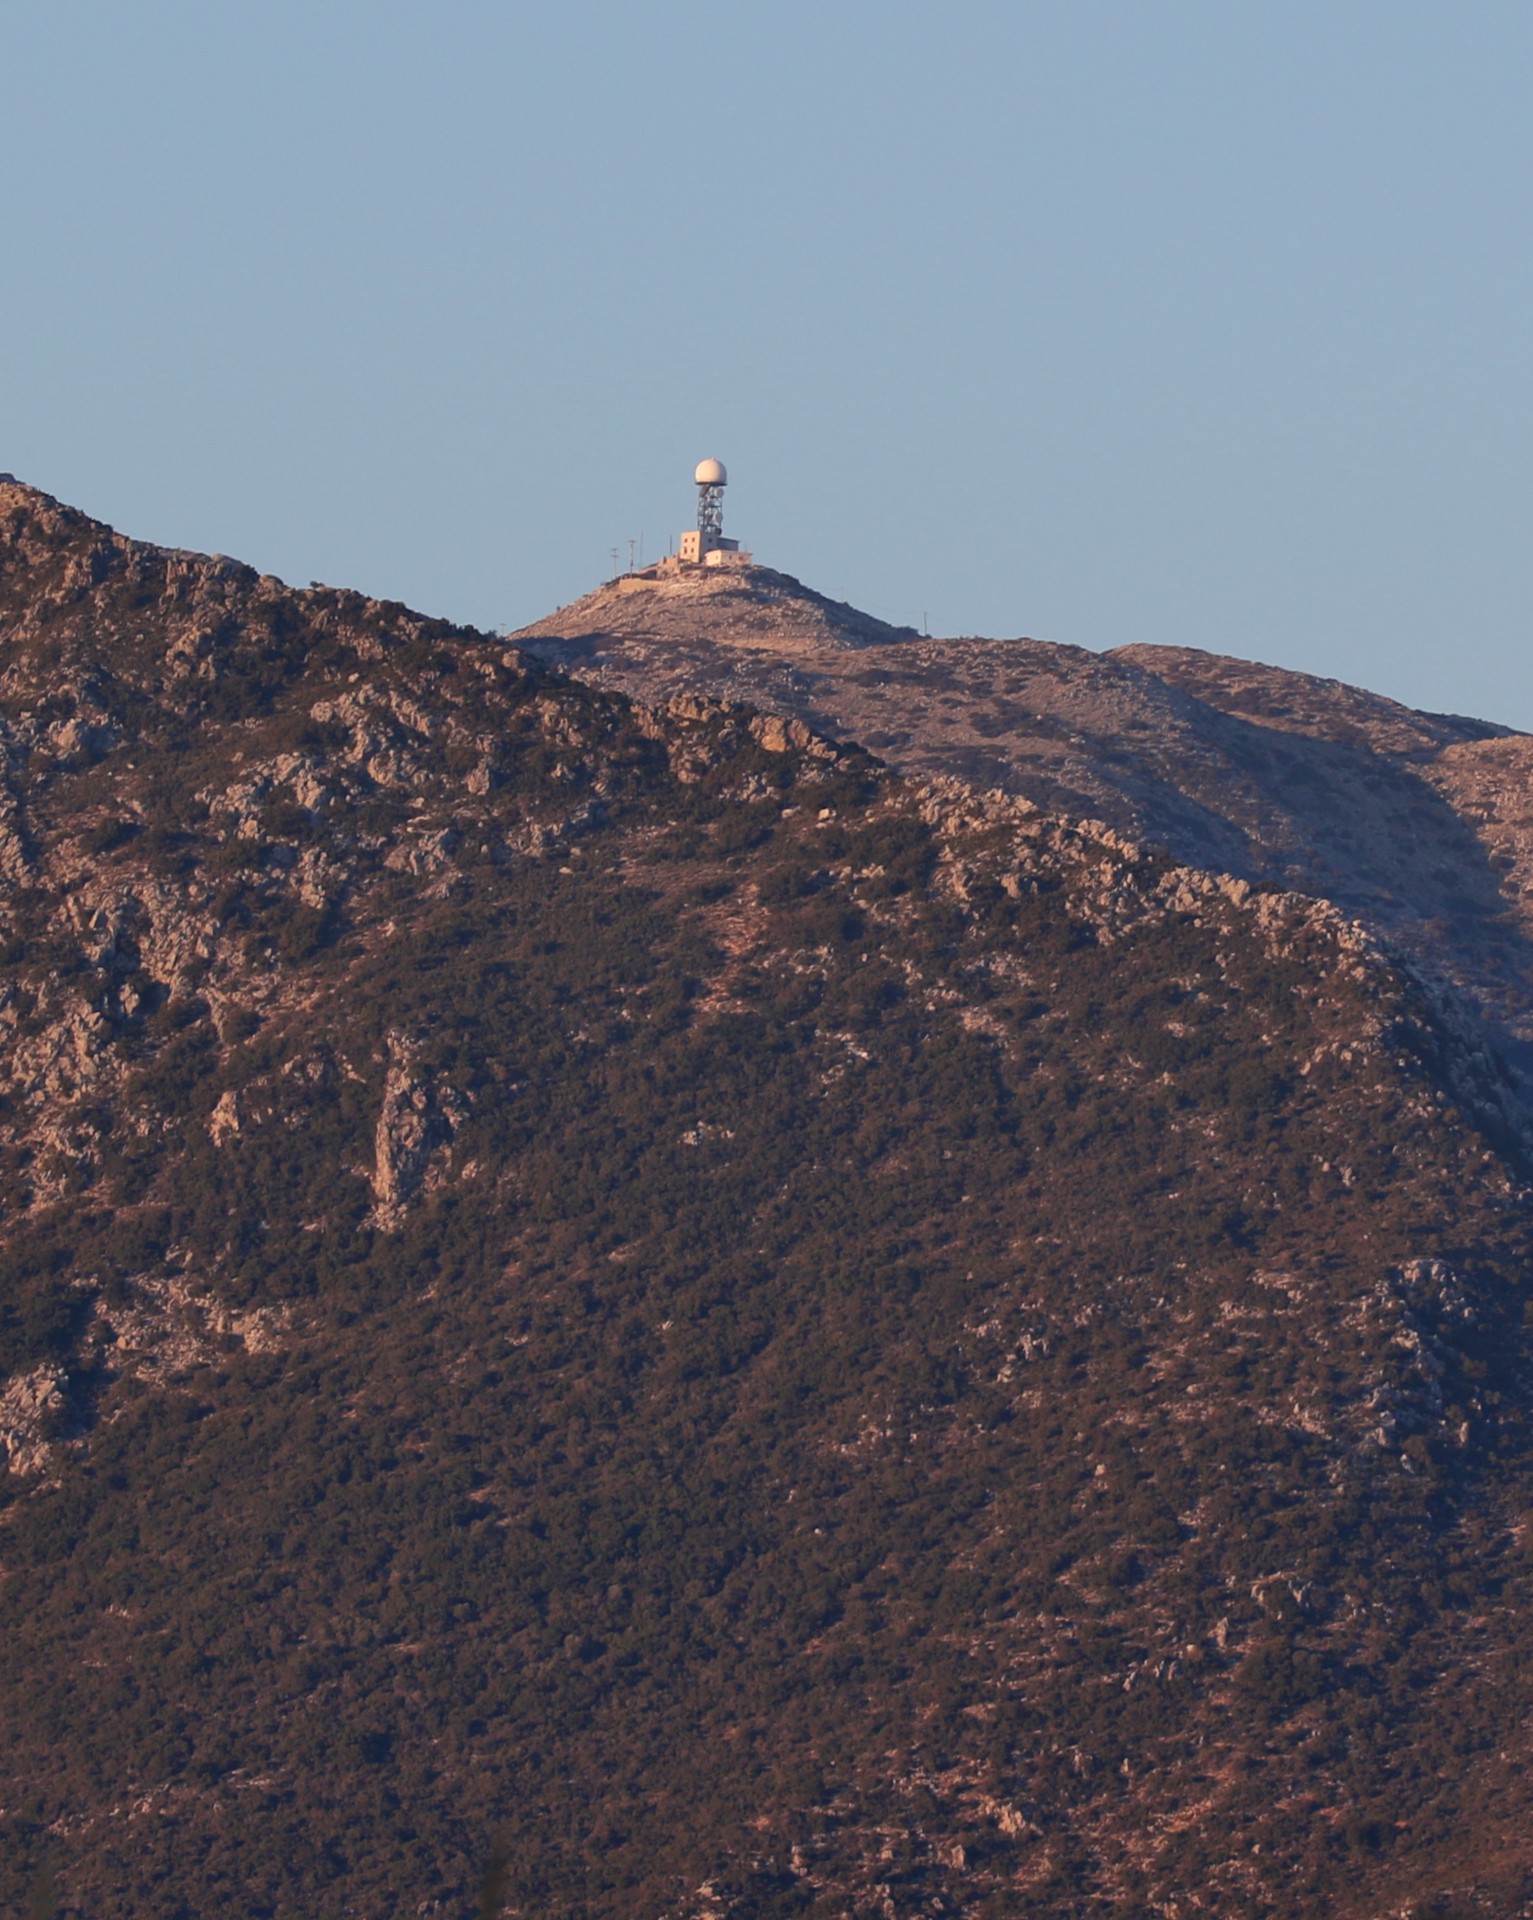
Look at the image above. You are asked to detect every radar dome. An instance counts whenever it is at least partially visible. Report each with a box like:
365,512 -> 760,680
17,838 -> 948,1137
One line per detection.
694,458 -> 727,486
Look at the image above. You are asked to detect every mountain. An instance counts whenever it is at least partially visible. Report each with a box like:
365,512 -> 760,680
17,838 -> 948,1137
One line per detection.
4,481 -> 1533,1919
518,567 -> 1533,1096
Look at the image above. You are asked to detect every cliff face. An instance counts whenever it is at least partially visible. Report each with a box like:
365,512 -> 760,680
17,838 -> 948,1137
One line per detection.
4,483 -> 1533,1919
518,569 -> 1533,1089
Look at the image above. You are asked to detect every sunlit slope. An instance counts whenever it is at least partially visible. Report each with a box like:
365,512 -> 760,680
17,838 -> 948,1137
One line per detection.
1,481 -> 1533,1918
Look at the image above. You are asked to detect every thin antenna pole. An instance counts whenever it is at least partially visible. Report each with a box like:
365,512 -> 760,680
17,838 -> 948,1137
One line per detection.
610,547 -> 619,578
629,538 -> 636,573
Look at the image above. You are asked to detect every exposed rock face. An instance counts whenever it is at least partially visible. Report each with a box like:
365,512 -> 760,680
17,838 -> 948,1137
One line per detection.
369,1032 -> 468,1228
0,1362 -> 67,1474
0,775 -> 32,884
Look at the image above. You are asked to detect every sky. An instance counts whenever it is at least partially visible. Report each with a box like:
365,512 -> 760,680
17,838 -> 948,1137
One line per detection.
3,2 -> 1531,724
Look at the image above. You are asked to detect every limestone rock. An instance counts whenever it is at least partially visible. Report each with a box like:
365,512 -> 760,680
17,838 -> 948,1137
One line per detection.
368,1033 -> 469,1229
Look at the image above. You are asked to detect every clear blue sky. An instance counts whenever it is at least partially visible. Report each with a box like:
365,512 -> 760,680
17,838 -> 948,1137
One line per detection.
5,3 -> 1531,725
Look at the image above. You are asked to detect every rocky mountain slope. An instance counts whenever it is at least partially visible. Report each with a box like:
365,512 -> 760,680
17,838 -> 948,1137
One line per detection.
518,568 -> 1533,1091
3,481 -> 1533,1919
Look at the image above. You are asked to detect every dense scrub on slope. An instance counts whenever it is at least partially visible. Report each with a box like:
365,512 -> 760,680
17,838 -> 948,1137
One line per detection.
3,482 -> 1533,1918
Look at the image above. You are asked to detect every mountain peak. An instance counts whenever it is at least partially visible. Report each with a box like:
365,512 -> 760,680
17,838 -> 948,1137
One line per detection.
512,559 -> 919,657
7,480 -> 1533,1919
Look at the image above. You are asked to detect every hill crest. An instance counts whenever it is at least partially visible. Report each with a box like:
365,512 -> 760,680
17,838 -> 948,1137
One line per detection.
513,559 -> 920,655
6,480 -> 1533,1918
517,563 -> 1533,1104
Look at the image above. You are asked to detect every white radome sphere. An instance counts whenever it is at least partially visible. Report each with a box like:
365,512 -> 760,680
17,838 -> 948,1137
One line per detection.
694,458 -> 727,486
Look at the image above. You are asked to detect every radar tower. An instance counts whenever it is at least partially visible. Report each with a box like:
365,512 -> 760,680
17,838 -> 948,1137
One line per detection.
673,459 -> 752,569
695,458 -> 727,550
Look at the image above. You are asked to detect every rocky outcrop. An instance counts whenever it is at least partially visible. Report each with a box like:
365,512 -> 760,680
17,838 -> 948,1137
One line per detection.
0,1362 -> 68,1475
369,1033 -> 469,1229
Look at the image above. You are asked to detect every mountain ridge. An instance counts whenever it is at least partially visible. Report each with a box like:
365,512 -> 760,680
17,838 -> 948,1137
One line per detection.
3,482 -> 1533,1918
517,564 -> 1533,1101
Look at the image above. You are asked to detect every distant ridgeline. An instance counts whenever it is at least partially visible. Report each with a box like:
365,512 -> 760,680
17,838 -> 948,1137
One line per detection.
2,475 -> 1533,1919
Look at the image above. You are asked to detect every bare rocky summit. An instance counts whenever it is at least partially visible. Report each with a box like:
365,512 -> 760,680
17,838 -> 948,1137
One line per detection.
519,559 -> 919,655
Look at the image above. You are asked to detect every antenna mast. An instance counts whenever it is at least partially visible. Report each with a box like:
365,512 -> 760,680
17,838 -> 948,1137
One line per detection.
697,475 -> 724,549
